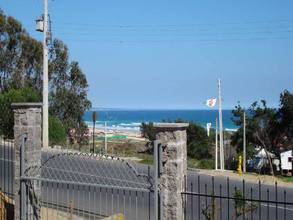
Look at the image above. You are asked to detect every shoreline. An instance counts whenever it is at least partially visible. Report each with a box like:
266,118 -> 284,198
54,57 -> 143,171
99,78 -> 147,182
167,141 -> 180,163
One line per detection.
87,127 -> 146,141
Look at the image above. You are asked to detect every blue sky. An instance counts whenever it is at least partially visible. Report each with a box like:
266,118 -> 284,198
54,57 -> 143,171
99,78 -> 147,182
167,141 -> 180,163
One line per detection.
1,0 -> 293,109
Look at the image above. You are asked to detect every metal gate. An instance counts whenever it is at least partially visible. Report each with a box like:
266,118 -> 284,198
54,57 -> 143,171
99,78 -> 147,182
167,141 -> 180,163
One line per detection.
20,137 -> 155,220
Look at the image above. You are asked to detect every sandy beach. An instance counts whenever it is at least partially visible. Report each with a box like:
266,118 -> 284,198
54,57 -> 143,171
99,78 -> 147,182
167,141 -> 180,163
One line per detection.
88,127 -> 146,141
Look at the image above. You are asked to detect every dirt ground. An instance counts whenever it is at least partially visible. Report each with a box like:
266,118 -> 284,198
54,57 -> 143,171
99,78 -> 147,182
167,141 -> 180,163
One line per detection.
193,168 -> 293,187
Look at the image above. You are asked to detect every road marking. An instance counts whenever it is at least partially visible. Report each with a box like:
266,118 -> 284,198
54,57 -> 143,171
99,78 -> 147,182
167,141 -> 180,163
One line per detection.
261,203 -> 293,211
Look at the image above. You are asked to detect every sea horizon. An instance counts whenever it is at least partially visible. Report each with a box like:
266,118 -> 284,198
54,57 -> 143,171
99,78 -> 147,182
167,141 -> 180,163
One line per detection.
83,109 -> 238,133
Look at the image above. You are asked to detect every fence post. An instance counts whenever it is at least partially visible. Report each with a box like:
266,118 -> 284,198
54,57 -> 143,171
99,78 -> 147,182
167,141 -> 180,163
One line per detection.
20,136 -> 26,220
154,123 -> 189,220
12,103 -> 42,220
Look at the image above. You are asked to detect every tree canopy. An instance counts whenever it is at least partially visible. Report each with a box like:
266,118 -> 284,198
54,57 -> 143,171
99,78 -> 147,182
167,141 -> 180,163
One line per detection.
231,90 -> 293,157
0,9 -> 91,142
140,119 -> 214,159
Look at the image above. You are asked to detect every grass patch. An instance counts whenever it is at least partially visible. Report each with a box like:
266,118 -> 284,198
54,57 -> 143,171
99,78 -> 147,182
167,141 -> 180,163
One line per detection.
188,158 -> 214,169
278,176 -> 293,183
64,140 -> 215,170
138,154 -> 154,165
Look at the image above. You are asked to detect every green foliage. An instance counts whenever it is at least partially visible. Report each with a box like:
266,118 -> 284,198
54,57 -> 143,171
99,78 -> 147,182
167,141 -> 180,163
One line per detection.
49,115 -> 66,145
0,9 -> 92,144
140,122 -> 156,141
201,192 -> 217,220
140,119 -> 213,160
198,159 -> 214,169
140,122 -> 156,153
231,90 -> 293,159
0,10 -> 43,93
233,189 -> 245,212
276,90 -> 293,150
186,121 -> 213,159
49,40 -> 91,143
0,88 -> 40,138
233,188 -> 258,217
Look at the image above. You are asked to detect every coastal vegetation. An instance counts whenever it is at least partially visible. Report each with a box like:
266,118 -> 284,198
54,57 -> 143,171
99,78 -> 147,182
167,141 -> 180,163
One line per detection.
0,9 -> 91,145
231,90 -> 293,174
141,120 -> 215,169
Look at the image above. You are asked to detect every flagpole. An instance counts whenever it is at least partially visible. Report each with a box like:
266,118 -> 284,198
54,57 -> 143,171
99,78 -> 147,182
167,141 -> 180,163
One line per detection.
215,118 -> 218,170
243,111 -> 246,173
218,78 -> 224,170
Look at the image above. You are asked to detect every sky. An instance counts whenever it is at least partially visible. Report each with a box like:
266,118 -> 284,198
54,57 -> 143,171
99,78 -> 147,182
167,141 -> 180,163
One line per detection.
1,0 -> 293,109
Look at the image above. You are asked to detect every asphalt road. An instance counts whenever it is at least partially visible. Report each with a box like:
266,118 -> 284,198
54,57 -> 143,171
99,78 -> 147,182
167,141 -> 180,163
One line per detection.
1,146 -> 293,220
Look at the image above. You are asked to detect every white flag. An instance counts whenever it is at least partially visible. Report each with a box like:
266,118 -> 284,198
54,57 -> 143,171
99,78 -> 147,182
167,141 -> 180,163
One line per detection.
206,98 -> 217,107
206,123 -> 212,136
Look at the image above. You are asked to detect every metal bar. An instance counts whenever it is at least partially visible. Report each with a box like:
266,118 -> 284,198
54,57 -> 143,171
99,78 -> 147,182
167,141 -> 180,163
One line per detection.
56,183 -> 59,218
275,182 -> 278,220
4,138 -> 6,196
142,191 -> 145,220
111,188 -> 114,218
66,184 -> 68,219
94,187 -> 96,220
220,184 -> 222,220
212,177 -> 215,220
154,140 -> 159,220
267,189 -> 269,220
89,186 -> 91,219
250,187 -> 253,220
284,190 -> 286,220
77,185 -> 80,217
26,183 -> 29,220
198,175 -> 200,220
83,186 -> 85,219
20,176 -> 150,192
100,187 -> 102,216
106,188 -> 108,216
205,183 -> 207,214
20,136 -> 26,220
46,182 -> 49,219
234,186 -> 237,218
227,178 -> 230,220
259,180 -> 261,220
123,189 -> 126,218
191,182 -> 194,220
148,166 -> 151,220
129,190 -> 132,218
243,180 -> 245,220
180,191 -> 293,206
117,189 -> 120,217
136,191 -> 138,220
184,176 -> 186,220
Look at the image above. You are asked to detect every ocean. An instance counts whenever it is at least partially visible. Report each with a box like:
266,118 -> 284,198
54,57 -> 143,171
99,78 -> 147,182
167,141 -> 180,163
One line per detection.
83,109 -> 237,133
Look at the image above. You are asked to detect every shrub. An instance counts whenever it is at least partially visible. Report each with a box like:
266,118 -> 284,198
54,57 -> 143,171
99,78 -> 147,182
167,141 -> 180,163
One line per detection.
198,159 -> 214,169
49,115 -> 66,146
0,88 -> 40,138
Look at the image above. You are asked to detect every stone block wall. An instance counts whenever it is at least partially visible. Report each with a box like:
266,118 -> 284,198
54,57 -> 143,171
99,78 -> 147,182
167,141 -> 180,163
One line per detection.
12,103 -> 42,220
154,123 -> 189,220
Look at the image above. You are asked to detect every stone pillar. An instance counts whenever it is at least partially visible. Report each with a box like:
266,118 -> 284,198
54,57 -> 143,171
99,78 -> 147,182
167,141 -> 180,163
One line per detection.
12,103 -> 42,220
154,123 -> 189,220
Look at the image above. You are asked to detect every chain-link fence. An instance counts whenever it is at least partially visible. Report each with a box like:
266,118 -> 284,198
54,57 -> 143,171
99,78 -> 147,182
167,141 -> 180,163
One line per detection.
21,147 -> 155,220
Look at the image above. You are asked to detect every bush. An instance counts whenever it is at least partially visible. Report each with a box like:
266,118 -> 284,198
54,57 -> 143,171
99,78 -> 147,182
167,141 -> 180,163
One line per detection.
198,159 -> 214,169
49,116 -> 66,146
0,88 -> 40,138
188,140 -> 212,159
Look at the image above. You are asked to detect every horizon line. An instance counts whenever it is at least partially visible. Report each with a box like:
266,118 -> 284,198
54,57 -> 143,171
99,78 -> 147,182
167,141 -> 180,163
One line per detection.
89,107 -> 235,111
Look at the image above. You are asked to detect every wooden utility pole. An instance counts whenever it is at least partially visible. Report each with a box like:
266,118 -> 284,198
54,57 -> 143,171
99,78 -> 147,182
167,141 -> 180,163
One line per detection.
243,111 -> 246,173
